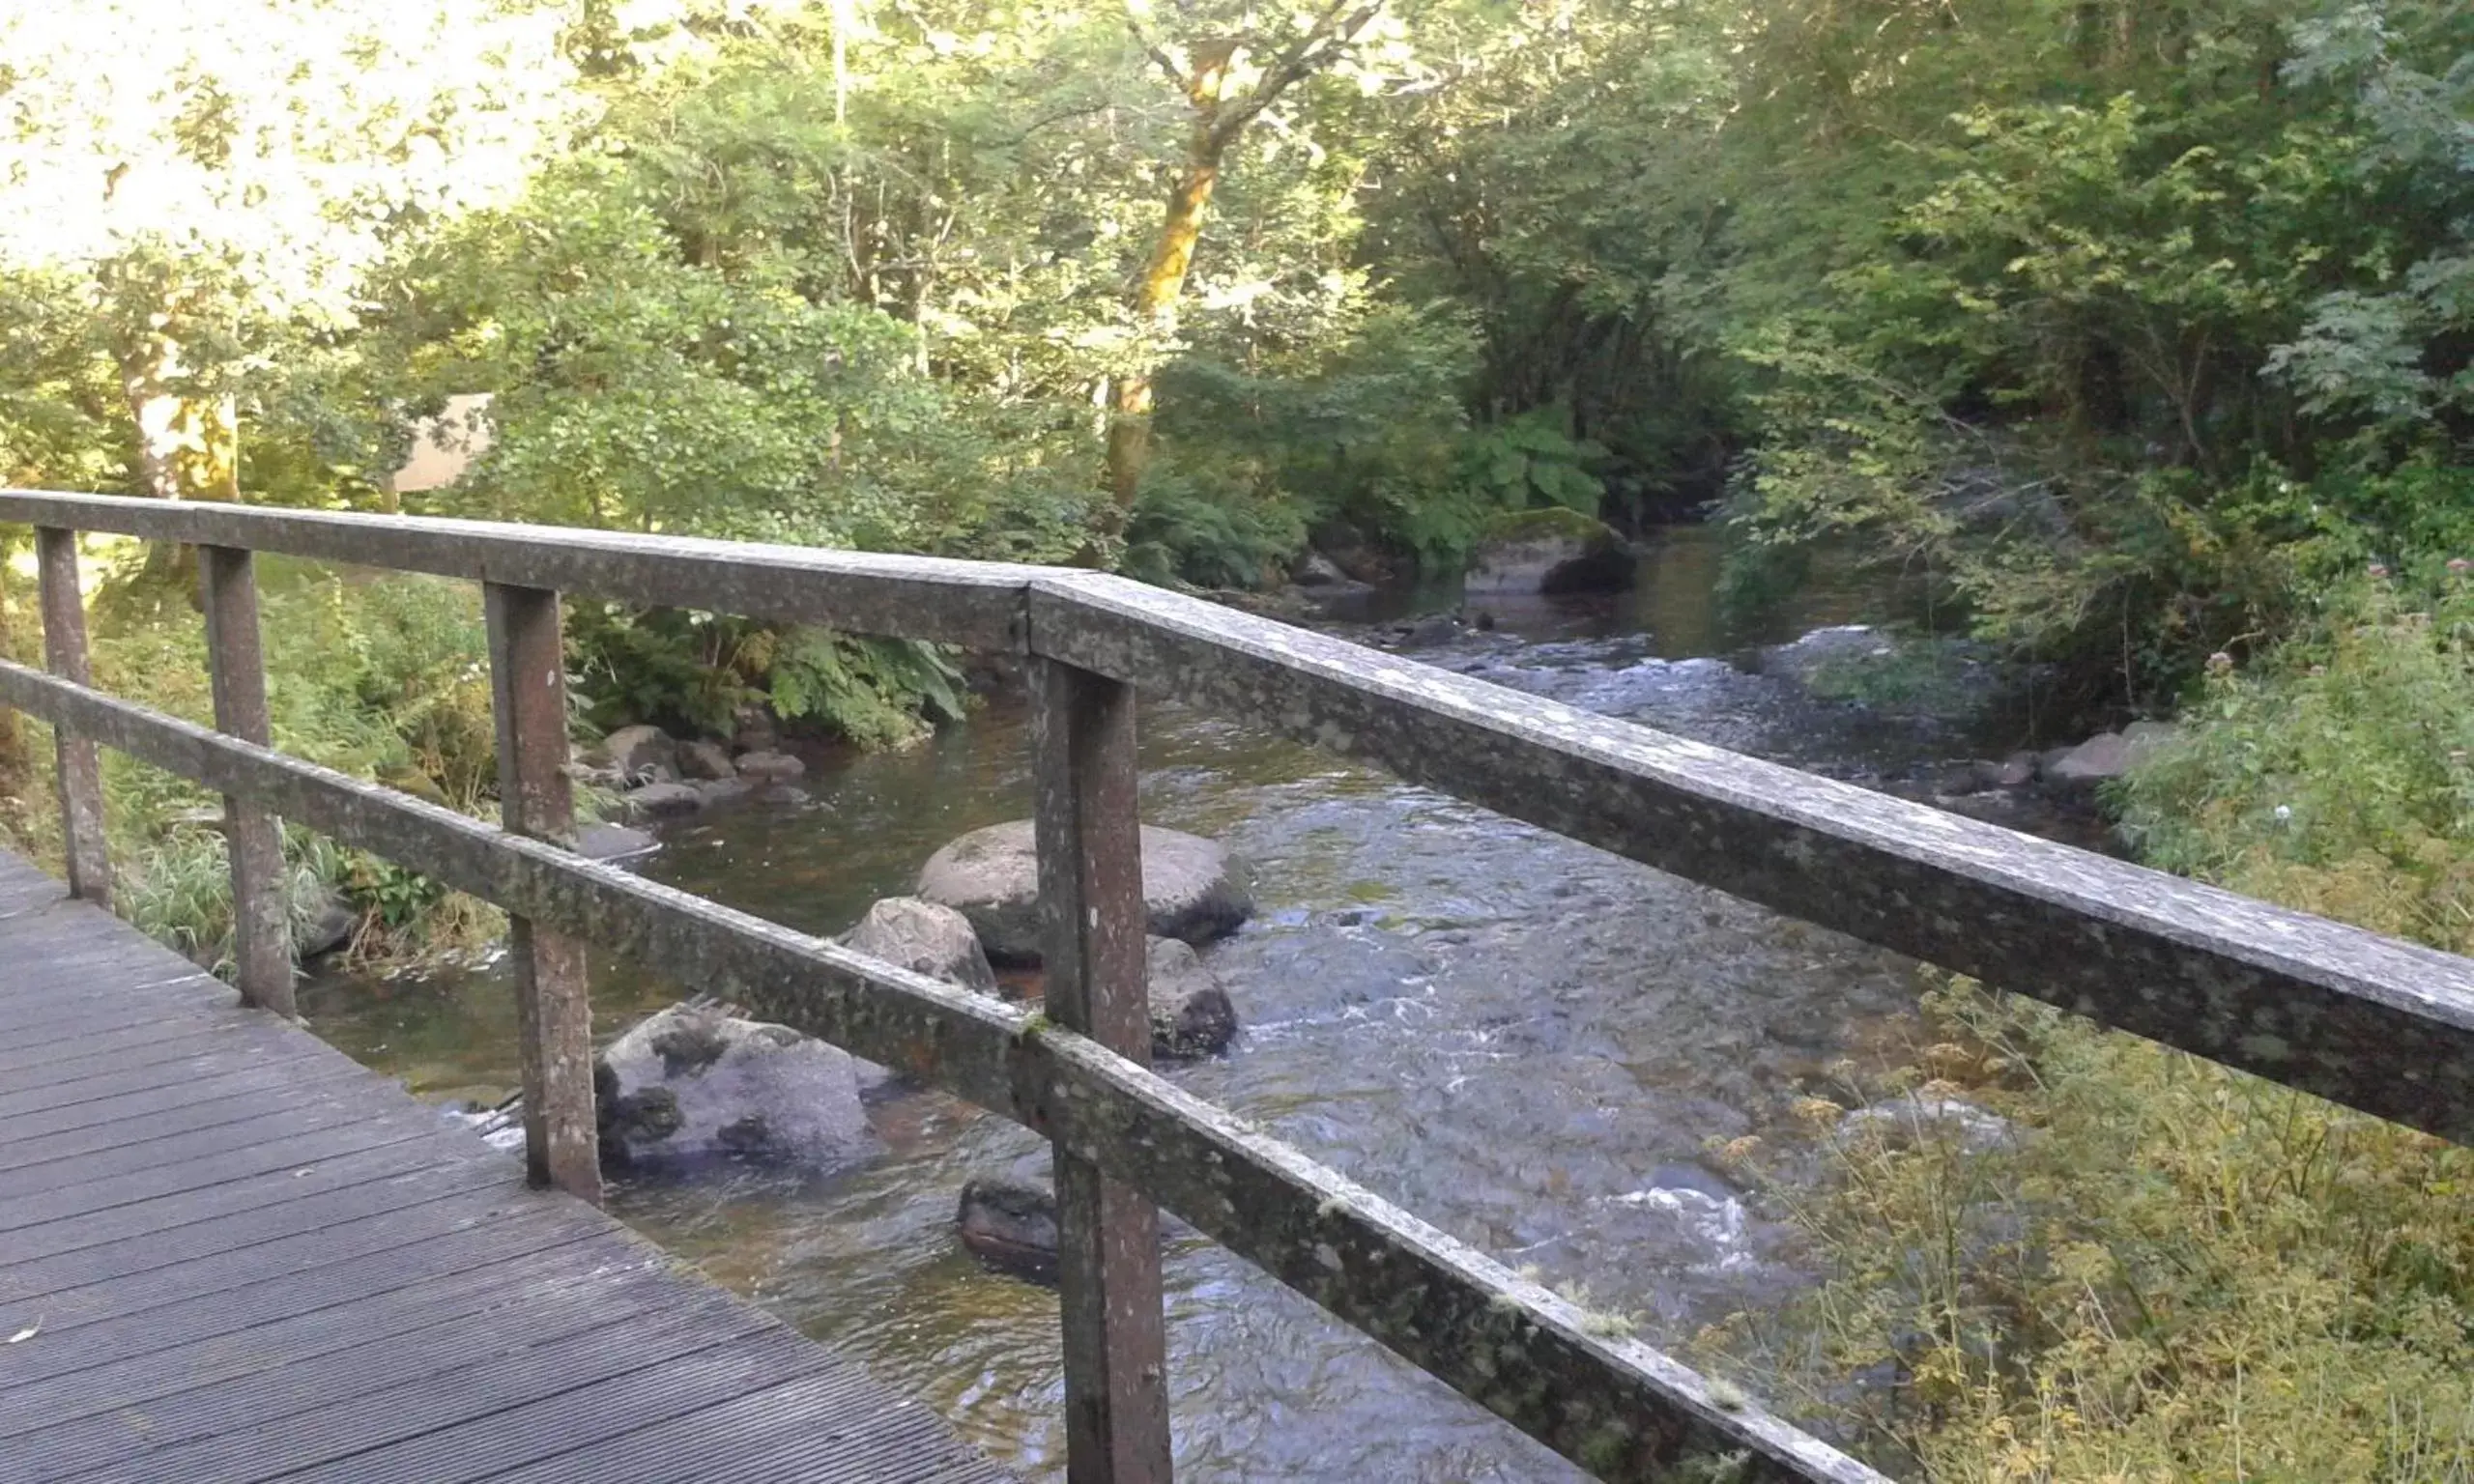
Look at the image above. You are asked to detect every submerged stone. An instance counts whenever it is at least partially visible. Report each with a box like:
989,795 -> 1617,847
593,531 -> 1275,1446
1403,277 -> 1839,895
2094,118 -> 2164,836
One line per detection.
957,1175 -> 1058,1277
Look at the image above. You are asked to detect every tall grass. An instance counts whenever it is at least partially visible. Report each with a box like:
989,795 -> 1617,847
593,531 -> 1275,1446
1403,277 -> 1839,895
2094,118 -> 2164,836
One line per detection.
1,560 -> 509,972
1712,562 -> 2474,1480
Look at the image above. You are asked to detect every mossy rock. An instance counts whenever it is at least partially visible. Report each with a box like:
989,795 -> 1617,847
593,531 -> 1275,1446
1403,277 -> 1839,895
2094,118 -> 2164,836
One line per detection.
1480,505 -> 1621,544
1466,508 -> 1634,596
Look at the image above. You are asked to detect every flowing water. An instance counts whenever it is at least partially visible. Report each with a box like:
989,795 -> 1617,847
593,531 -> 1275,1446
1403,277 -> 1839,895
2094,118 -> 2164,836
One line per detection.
300,527 -> 2063,1479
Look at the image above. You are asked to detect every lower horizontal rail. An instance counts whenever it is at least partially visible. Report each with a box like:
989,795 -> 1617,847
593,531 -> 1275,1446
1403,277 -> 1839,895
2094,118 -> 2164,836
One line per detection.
0,659 -> 1882,1482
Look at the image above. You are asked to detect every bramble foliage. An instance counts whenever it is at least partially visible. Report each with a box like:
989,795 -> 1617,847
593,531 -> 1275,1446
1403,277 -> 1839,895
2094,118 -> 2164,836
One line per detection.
2121,566 -> 2474,952
1715,563 -> 2474,1477
1721,977 -> 2474,1481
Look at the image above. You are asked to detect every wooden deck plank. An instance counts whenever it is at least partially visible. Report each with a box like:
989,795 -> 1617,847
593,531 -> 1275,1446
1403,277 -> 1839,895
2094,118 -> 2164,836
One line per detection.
1,1053 -> 373,1143
268,1327 -> 849,1484
0,1060 -> 383,1173
14,1182 -> 604,1334
3,1206 -> 617,1382
487,1369 -> 997,1484
0,851 -> 1009,1484
0,1239 -> 620,1434
0,1135 -> 500,1266
36,1270 -> 779,1484
0,1156 -> 513,1302
0,1017 -> 304,1085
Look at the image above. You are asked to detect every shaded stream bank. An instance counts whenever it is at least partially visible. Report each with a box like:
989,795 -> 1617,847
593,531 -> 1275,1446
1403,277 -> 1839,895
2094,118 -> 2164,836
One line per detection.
301,526 -> 2092,1480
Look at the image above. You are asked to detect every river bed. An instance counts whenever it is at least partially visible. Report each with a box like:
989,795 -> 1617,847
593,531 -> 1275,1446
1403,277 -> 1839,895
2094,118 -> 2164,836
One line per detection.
300,527 -> 2066,1479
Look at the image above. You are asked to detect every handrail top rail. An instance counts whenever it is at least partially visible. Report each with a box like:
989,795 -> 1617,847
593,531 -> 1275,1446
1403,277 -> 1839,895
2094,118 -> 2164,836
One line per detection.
0,489 -> 1045,650
7,490 -> 2474,1153
0,488 -> 1044,585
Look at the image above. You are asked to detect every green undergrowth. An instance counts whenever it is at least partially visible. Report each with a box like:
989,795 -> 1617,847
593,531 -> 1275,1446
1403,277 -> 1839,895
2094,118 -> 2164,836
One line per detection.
1709,561 -> 2474,1479
2116,566 -> 2474,955
570,603 -> 966,751
1713,979 -> 2474,1481
1,553 -> 965,980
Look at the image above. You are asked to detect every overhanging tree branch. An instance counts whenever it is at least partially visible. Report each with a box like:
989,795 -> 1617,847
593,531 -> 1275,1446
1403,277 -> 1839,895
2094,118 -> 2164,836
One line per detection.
1205,1 -> 1385,151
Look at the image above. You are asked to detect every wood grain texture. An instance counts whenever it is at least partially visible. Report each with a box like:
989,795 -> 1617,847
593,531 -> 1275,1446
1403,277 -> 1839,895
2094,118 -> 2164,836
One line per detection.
199,544 -> 291,1015
0,851 -> 1009,1484
484,582 -> 599,1204
1031,659 -> 1172,1482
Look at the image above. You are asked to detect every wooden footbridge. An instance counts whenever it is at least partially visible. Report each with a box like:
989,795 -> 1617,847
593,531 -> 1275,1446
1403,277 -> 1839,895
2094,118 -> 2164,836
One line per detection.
0,851 -> 1008,1484
3,491 -> 2472,1483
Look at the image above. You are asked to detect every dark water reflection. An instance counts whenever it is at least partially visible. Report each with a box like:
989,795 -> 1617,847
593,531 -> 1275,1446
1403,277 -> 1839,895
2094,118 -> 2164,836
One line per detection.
301,527 -> 2013,1480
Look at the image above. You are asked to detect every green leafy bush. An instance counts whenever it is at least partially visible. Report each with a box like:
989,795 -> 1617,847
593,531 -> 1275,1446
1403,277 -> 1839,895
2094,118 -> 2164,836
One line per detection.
1720,977 -> 2474,1481
1122,468 -> 1309,591
1716,556 -> 2474,1478
764,628 -> 966,752
568,602 -> 964,751
2117,565 -> 2474,953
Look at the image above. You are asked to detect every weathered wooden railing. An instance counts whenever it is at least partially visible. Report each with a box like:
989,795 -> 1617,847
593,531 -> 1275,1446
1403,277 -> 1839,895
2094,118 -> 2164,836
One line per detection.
5,491 -> 2473,1484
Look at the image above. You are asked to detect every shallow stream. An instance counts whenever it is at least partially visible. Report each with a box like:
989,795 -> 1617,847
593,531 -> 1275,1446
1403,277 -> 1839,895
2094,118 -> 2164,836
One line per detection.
302,527 -> 2065,1479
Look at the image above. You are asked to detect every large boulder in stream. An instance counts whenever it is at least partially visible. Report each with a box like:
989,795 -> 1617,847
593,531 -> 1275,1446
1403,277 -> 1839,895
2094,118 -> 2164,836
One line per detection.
842,898 -> 996,994
599,724 -> 678,785
597,1001 -> 874,1168
1464,508 -> 1634,597
914,820 -> 1252,964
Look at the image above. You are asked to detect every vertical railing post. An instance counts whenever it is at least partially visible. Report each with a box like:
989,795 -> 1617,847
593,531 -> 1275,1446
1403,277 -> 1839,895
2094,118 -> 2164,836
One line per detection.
483,582 -> 602,1205
1031,657 -> 1173,1483
200,545 -> 294,1016
35,528 -> 110,906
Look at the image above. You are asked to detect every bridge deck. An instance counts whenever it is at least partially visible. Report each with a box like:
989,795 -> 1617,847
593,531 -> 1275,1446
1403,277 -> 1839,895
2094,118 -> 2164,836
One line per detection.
0,850 -> 1007,1484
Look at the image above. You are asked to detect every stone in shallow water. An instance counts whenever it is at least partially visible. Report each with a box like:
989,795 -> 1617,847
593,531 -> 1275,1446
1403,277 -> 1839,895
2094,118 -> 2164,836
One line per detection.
842,897 -> 996,993
677,740 -> 735,782
622,782 -> 705,819
915,819 -> 1252,964
597,1002 -> 875,1169
1464,508 -> 1634,596
734,750 -> 807,784
693,777 -> 755,808
1146,936 -> 1237,1059
957,1176 -> 1058,1277
576,822 -> 658,862
598,724 -> 676,784
295,886 -> 359,959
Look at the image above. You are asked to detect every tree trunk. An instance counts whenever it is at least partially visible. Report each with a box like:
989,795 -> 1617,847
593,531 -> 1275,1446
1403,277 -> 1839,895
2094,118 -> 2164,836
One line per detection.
1100,6 -> 1381,518
1107,155 -> 1223,509
121,341 -> 239,502
119,336 -> 231,588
